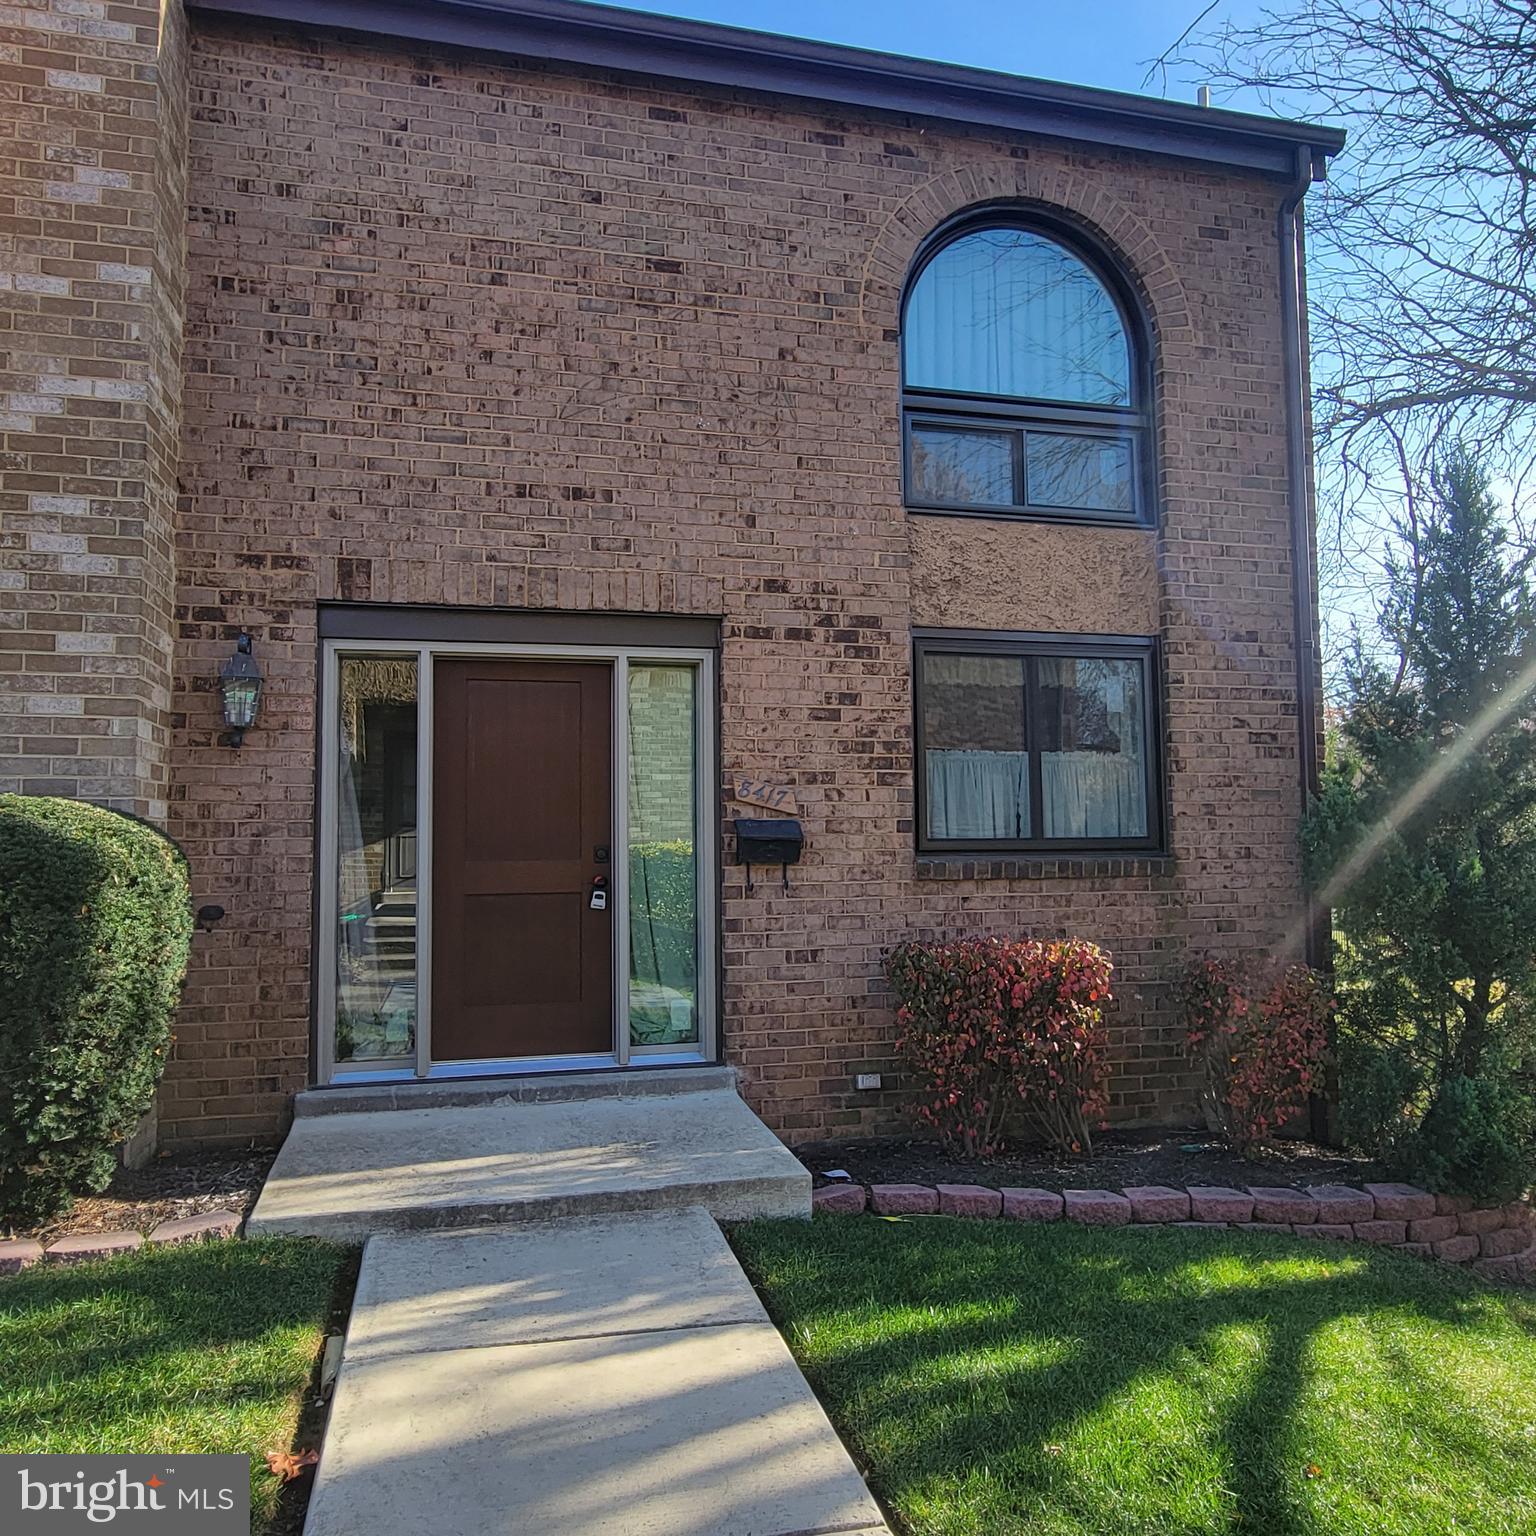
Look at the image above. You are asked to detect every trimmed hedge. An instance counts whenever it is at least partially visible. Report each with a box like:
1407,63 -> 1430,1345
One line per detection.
0,796 -> 192,1225
885,936 -> 1113,1157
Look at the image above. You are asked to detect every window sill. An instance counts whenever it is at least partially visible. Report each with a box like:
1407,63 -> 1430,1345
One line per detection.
904,502 -> 1153,531
915,852 -> 1175,881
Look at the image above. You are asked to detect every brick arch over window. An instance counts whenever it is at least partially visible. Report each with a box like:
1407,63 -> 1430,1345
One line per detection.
859,164 -> 1194,357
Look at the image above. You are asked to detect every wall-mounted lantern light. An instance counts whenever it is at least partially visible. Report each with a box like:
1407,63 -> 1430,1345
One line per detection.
218,631 -> 263,748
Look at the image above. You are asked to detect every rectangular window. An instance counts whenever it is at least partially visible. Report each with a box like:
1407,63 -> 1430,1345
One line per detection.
907,414 -> 1143,523
1025,430 -> 1134,514
916,633 -> 1161,853
909,424 -> 1017,508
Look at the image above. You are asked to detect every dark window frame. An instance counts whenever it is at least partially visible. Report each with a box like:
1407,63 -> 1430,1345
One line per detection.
913,628 -> 1166,855
900,209 -> 1156,529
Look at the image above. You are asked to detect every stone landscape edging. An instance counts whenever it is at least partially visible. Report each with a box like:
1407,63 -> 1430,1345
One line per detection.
811,1179 -> 1536,1284
0,1208 -> 242,1276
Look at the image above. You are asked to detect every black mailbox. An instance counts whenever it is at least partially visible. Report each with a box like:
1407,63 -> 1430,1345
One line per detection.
735,817 -> 804,890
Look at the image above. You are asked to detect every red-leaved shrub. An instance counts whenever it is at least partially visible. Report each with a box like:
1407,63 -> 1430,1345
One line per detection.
1176,954 -> 1333,1154
884,936 -> 1113,1157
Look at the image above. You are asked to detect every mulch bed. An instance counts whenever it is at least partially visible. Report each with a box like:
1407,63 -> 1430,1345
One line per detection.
7,1149 -> 277,1243
795,1128 -> 1380,1194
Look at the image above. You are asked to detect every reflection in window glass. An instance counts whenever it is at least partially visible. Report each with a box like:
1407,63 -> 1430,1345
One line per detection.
921,652 -> 1030,841
335,655 -> 418,1062
1026,431 -> 1134,513
910,424 -> 1015,506
904,228 -> 1131,406
628,665 -> 699,1047
1037,657 -> 1147,838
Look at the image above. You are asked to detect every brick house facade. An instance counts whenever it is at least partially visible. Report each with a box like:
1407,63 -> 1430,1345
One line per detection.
0,0 -> 1341,1149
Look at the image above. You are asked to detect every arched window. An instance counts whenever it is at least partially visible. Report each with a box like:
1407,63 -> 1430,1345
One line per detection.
902,219 -> 1149,524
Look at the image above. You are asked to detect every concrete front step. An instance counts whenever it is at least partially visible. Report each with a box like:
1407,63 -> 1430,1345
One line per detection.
293,1064 -> 740,1117
249,1076 -> 808,1239
304,1212 -> 888,1536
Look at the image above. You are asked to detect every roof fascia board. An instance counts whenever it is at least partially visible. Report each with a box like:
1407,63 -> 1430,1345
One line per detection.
187,0 -> 1345,177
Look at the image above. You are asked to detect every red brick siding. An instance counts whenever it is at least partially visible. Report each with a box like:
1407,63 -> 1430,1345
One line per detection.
0,0 -> 186,818
155,17 -> 1314,1147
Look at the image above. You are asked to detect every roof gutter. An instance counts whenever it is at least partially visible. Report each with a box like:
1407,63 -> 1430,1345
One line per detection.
187,0 -> 1345,178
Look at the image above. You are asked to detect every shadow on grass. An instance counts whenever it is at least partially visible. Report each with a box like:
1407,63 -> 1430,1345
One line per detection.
269,1243 -> 361,1536
0,1239 -> 349,1394
731,1218 -> 1536,1536
0,1237 -> 357,1536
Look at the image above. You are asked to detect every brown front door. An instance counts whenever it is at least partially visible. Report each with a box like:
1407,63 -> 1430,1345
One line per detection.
432,659 -> 613,1061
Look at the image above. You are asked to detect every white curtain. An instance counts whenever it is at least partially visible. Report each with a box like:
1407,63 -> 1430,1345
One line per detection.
1041,752 -> 1146,838
926,750 -> 1030,840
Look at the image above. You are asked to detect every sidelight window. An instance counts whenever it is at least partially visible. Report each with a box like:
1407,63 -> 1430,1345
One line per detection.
333,654 -> 420,1064
627,664 -> 700,1049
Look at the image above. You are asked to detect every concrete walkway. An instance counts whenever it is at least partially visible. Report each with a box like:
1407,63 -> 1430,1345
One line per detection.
248,1070 -> 809,1240
304,1209 -> 891,1536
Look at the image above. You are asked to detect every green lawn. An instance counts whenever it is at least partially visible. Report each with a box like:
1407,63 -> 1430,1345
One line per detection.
732,1217 -> 1536,1536
0,1238 -> 352,1534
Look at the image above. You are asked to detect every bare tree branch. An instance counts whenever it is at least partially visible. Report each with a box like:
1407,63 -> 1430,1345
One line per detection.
1166,0 -> 1536,680
1142,0 -> 1224,95
1170,2 -> 1536,485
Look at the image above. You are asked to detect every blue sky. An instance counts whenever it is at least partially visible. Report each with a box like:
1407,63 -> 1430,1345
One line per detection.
588,0 -> 1269,106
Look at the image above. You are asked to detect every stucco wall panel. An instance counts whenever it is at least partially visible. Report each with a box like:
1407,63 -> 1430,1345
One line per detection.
909,520 -> 1161,635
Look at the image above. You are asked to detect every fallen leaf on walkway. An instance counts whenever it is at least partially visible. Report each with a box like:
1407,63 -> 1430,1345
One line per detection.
265,1449 -> 319,1481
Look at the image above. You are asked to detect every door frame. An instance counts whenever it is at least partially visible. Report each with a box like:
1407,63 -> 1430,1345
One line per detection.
315,636 -> 719,1086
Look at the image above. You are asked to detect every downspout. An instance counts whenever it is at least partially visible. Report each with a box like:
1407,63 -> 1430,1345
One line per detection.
1278,143 -> 1324,957
1278,143 -> 1333,1139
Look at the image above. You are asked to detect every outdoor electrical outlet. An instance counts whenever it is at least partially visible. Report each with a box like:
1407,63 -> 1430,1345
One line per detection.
855,1072 -> 882,1091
